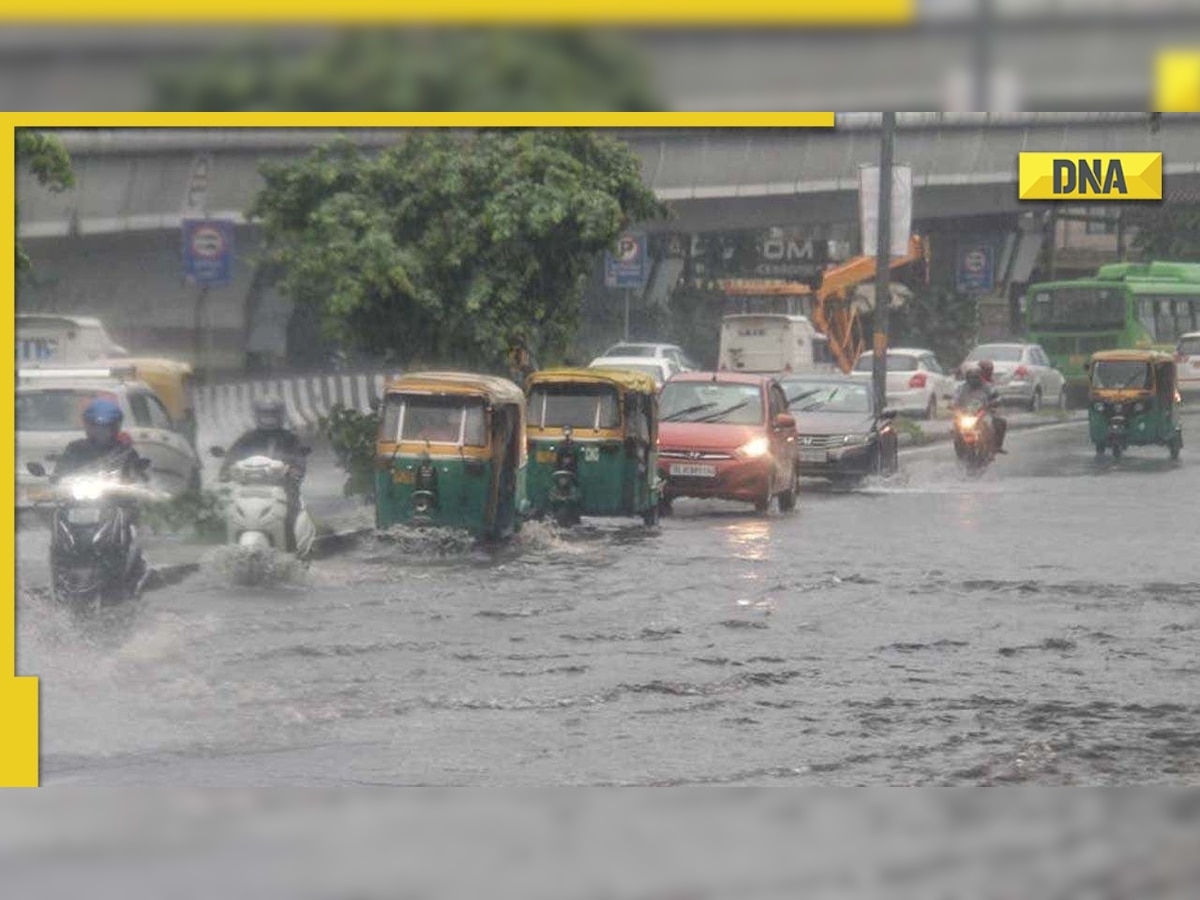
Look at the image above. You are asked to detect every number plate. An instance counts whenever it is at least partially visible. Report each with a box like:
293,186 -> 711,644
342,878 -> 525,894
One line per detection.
799,449 -> 827,463
669,463 -> 717,478
535,450 -> 556,464
66,507 -> 102,525
393,469 -> 415,484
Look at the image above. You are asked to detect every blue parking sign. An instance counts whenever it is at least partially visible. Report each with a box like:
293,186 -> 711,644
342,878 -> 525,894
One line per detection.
182,218 -> 235,287
605,232 -> 647,289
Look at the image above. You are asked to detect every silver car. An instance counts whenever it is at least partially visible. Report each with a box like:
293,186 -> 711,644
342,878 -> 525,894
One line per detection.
961,342 -> 1067,412
601,342 -> 699,373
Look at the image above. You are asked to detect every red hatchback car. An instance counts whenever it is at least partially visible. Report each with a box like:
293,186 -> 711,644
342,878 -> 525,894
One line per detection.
657,372 -> 800,513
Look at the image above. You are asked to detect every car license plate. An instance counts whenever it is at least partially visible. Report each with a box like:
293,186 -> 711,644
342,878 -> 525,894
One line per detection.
799,448 -> 827,463
669,463 -> 716,478
393,469 -> 415,484
67,507 -> 101,525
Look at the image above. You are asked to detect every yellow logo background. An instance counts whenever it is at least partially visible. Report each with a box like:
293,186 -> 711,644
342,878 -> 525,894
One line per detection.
1019,152 -> 1163,201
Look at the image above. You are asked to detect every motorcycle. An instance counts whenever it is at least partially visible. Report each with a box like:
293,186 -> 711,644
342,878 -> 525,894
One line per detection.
25,459 -> 156,612
952,400 -> 998,475
210,449 -> 316,556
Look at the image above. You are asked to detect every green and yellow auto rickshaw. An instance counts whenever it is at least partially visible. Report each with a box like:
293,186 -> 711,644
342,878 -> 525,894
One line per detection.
374,372 -> 528,540
1087,350 -> 1183,460
525,368 -> 661,526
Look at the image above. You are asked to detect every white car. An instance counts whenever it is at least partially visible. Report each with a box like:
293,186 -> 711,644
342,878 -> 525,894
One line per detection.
601,342 -> 699,372
17,369 -> 202,507
1177,332 -> 1200,395
588,355 -> 676,386
850,348 -> 956,419
17,313 -> 128,365
961,342 -> 1067,412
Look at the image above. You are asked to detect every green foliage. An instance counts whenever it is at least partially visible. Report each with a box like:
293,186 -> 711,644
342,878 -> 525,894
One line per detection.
16,130 -> 74,273
151,29 -> 661,112
140,489 -> 226,542
1128,203 -> 1200,261
320,403 -> 381,501
251,131 -> 666,372
888,287 -> 981,369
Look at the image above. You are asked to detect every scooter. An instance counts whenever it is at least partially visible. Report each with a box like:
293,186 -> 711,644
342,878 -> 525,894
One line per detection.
25,459 -> 156,613
952,401 -> 998,475
209,449 -> 316,557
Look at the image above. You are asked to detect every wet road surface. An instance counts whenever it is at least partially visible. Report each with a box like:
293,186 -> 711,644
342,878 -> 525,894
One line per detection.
17,413 -> 1200,785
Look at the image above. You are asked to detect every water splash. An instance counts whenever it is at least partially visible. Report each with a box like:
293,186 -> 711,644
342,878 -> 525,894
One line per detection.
200,545 -> 309,587
372,524 -> 478,557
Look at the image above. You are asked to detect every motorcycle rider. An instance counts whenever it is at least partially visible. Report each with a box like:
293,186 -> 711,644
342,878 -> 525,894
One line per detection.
953,366 -> 1006,455
220,396 -> 308,550
54,397 -> 149,483
976,359 -> 1008,453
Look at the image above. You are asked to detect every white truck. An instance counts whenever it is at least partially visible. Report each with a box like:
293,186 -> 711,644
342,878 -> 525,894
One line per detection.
717,313 -> 836,375
17,314 -> 128,366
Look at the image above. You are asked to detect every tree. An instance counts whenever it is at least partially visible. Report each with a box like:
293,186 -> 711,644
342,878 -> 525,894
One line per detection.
16,130 -> 74,273
250,130 -> 666,372
1128,204 -> 1200,261
152,29 -> 661,112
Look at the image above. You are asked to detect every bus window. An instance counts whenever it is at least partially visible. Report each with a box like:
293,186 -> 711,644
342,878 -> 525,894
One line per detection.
1156,299 -> 1174,341
1176,299 -> 1197,335
1138,299 -> 1157,339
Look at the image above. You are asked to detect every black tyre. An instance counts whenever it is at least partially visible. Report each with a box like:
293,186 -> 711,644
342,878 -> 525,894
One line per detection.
1170,436 -> 1182,460
777,467 -> 798,512
1111,444 -> 1124,460
1028,388 -> 1042,413
923,396 -> 936,420
1095,443 -> 1106,457
642,502 -> 660,526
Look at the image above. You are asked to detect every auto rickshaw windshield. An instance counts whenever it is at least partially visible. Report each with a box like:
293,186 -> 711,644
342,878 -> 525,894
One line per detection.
528,385 -> 620,429
1091,360 -> 1153,390
382,394 -> 487,445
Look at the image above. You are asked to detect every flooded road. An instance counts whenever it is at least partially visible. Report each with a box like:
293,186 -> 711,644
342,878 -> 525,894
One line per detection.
17,415 -> 1200,785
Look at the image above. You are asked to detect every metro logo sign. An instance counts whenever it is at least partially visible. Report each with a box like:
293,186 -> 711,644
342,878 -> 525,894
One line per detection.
1019,153 -> 1162,201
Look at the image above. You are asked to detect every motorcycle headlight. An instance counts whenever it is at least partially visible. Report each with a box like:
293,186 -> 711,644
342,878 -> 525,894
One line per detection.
70,478 -> 105,501
736,437 -> 770,459
958,415 -> 978,429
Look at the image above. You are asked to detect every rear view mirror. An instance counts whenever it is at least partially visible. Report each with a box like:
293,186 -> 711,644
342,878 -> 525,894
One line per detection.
774,413 -> 797,431
209,446 -> 226,458
880,409 -> 898,420
26,461 -> 46,477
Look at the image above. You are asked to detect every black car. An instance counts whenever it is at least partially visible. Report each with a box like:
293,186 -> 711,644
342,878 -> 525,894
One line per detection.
781,375 -> 900,483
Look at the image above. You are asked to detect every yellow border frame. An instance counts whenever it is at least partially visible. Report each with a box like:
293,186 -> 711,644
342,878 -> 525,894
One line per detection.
5,111 -> 836,786
0,2 -> 912,25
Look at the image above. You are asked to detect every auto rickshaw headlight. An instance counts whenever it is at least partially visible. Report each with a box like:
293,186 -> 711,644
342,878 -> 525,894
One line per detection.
1133,402 -> 1145,413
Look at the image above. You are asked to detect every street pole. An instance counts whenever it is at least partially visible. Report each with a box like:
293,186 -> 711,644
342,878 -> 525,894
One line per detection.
872,112 -> 896,416
624,288 -> 631,342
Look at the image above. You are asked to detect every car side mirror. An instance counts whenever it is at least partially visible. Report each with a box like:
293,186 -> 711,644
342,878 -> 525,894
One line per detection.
26,461 -> 46,477
209,446 -> 226,458
774,413 -> 796,431
1082,362 -> 1092,374
880,409 -> 898,420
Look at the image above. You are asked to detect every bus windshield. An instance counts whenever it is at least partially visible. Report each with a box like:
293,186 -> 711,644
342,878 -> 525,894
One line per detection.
1028,286 -> 1126,331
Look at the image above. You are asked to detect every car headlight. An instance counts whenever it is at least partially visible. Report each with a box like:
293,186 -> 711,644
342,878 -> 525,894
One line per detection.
841,433 -> 870,446
736,437 -> 771,459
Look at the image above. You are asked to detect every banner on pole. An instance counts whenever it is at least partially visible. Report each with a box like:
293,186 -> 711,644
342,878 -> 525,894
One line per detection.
859,164 -> 913,258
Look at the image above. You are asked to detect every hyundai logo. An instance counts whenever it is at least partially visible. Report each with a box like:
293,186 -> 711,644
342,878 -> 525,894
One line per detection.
687,450 -> 702,459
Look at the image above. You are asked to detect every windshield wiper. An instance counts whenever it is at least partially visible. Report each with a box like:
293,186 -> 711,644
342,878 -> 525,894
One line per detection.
662,402 -> 717,422
694,400 -> 751,423
786,389 -> 821,405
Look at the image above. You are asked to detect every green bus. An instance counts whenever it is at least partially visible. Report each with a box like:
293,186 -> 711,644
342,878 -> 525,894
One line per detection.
1025,260 -> 1200,402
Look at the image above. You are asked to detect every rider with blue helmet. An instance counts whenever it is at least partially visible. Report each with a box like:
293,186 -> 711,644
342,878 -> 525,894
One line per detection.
53,396 -> 149,482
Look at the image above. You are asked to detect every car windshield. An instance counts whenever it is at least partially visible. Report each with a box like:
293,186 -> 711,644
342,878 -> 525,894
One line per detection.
382,395 -> 487,446
604,345 -> 657,358
660,382 -> 764,424
529,385 -> 620,429
967,346 -> 1024,363
784,381 -> 871,414
1091,360 -> 1152,390
1178,337 -> 1200,356
17,389 -> 118,432
853,353 -> 918,372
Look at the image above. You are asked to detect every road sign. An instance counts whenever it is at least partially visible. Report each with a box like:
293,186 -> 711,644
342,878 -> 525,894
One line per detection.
182,218 -> 234,287
859,164 -> 913,258
956,244 -> 995,293
605,232 -> 647,289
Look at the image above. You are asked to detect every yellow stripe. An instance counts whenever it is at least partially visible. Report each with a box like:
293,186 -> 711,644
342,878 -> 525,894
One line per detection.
0,1 -> 912,24
378,441 -> 492,459
528,427 -> 625,441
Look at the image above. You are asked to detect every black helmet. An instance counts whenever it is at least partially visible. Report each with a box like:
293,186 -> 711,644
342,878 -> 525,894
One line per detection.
253,396 -> 286,429
964,366 -> 983,389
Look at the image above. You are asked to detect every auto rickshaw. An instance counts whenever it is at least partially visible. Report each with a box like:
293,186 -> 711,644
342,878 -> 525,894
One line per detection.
1087,350 -> 1183,460
101,357 -> 197,448
374,372 -> 528,540
524,368 -> 661,526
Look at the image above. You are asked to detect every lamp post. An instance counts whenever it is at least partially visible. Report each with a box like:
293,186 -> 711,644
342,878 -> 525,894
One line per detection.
872,112 -> 896,416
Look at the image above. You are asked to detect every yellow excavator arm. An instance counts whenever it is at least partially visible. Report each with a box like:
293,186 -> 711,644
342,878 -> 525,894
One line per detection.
812,234 -> 929,373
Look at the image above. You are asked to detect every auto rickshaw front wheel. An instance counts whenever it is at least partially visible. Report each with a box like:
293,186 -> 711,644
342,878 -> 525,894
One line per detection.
641,502 -> 659,526
1111,444 -> 1124,460
1095,443 -> 1106,458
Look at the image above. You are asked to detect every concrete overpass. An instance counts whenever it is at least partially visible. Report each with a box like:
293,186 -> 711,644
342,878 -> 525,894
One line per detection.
16,114 -> 1200,371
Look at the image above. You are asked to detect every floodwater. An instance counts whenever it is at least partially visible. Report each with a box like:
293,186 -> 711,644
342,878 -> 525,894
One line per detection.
16,415 -> 1200,785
